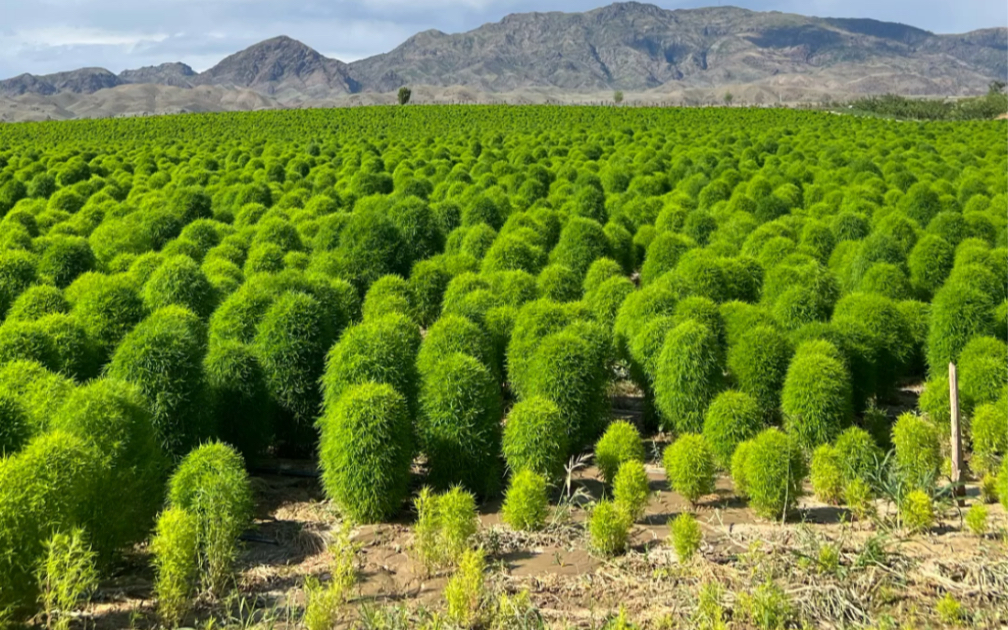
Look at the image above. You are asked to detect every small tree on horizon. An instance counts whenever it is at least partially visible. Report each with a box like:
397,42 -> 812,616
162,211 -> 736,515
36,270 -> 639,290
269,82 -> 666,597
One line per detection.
614,90 -> 624,105
724,92 -> 734,106
398,87 -> 412,105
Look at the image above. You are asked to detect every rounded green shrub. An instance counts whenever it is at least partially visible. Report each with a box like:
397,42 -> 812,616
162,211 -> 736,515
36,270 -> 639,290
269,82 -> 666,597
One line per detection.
0,250 -> 38,317
550,217 -> 611,279
586,276 -> 635,327
502,397 -> 567,483
418,353 -> 502,497
107,306 -> 209,458
834,426 -> 882,483
416,314 -> 495,378
781,340 -> 853,449
741,428 -> 807,520
731,439 -> 754,498
168,441 -> 253,595
323,312 -> 421,413
589,499 -> 631,556
254,292 -> 335,451
0,360 -> 74,437
908,234 -> 954,299
810,445 -> 843,504
150,506 -> 199,628
507,299 -> 579,396
363,274 -> 417,323
408,257 -> 453,327
6,285 -> 68,321
582,258 -> 624,296
613,460 -> 651,521
654,320 -> 723,434
958,336 -> 1007,405
999,459 -> 1008,511
892,413 -> 942,491
970,402 -> 1006,475
669,512 -> 702,562
51,379 -> 167,559
35,313 -> 100,381
703,390 -> 764,469
502,469 -> 549,532
0,392 -> 29,456
0,431 -> 101,615
927,282 -> 995,374
595,420 -> 646,485
663,434 -> 716,505
319,382 -> 413,523
537,264 -> 581,302
142,254 -> 217,319
37,236 -> 95,288
523,324 -> 610,452
726,325 -> 792,418
0,320 -> 59,371
900,490 -> 935,533
204,339 -> 273,460
69,273 -> 147,358
481,233 -> 546,275
640,232 -> 694,286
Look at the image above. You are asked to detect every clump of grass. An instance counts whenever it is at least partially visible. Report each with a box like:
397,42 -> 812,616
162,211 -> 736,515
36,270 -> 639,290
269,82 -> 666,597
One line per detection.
669,513 -> 702,562
935,593 -> 966,626
964,503 -> 988,536
693,581 -> 727,630
601,607 -> 639,629
490,589 -> 542,630
444,548 -> 486,628
738,579 -> 793,630
613,460 -> 650,521
303,524 -> 358,630
502,469 -> 549,532
413,486 -> 478,572
36,528 -> 97,630
589,500 -> 632,557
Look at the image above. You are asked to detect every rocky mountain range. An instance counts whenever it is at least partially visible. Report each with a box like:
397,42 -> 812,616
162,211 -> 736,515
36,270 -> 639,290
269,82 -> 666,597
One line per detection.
1,2 -> 1005,121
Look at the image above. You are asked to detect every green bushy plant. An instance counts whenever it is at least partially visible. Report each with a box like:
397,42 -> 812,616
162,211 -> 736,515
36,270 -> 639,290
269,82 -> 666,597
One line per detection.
142,254 -> 217,318
502,397 -> 567,482
151,507 -> 199,628
958,336 -> 1007,405
833,426 -> 882,483
726,325 -> 792,418
0,320 -> 60,371
203,339 -> 273,460
416,314 -> 496,377
589,499 -> 631,557
900,490 -> 935,533
613,460 -> 651,521
927,281 -> 994,373
502,469 -> 549,532
964,503 -> 988,535
69,273 -> 146,359
168,442 -> 253,595
741,428 -> 807,520
254,291 -> 336,450
654,320 -> 723,434
892,413 -> 942,491
810,445 -> 844,504
36,528 -> 98,630
781,340 -> 853,449
703,390 -> 764,469
6,285 -> 68,322
319,382 -> 413,523
51,379 -> 167,560
0,431 -> 101,616
669,513 -> 702,562
362,274 -> 417,323
971,402 -> 1007,474
322,312 -> 421,415
730,440 -> 754,499
413,486 -> 478,570
107,306 -> 209,457
444,548 -> 486,628
418,353 -> 502,496
0,391 -> 29,456
663,434 -> 716,505
1000,458 -> 1008,511
550,216 -> 611,279
594,420 -> 645,485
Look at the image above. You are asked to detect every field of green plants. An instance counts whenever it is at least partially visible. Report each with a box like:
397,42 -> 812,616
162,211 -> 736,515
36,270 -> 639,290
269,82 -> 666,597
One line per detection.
0,106 -> 1006,628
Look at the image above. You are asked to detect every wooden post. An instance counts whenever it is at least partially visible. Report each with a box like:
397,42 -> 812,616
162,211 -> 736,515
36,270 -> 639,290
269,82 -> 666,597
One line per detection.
949,363 -> 965,504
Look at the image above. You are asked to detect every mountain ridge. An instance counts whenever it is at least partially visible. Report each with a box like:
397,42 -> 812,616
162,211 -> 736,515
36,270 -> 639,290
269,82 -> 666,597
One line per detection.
1,2 -> 1005,120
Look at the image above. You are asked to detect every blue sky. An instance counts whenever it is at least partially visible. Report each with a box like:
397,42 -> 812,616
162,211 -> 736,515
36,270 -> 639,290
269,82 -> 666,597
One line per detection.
0,0 -> 1005,79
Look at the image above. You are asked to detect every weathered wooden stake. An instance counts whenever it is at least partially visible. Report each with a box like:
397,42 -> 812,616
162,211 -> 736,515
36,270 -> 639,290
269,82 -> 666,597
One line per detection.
948,362 -> 965,504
